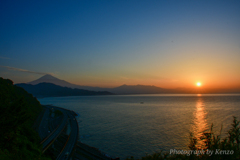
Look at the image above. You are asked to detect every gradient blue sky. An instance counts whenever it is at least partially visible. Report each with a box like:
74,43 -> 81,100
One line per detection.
1,0 -> 240,88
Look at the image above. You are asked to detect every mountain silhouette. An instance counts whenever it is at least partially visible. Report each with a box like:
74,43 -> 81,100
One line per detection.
28,74 -> 77,87
28,74 -> 107,91
16,82 -> 114,98
110,84 -> 171,94
26,75 -> 171,94
24,74 -> 240,94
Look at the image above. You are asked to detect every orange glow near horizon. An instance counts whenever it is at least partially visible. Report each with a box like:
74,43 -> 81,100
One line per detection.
66,71 -> 240,89
68,77 -> 240,89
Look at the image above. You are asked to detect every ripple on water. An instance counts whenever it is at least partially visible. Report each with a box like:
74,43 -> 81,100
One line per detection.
39,94 -> 240,159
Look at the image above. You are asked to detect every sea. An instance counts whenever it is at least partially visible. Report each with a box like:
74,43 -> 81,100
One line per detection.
38,94 -> 240,159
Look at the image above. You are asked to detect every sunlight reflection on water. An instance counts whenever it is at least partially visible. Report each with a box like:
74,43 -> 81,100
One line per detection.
192,97 -> 208,148
39,94 -> 240,159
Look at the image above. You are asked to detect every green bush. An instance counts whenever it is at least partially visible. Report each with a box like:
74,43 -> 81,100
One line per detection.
0,77 -> 51,160
126,116 -> 240,160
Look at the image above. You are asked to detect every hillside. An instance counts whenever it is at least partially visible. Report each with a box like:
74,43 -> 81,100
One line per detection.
0,77 -> 50,160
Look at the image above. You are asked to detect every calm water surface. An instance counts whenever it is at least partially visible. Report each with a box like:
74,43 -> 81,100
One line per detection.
38,94 -> 240,159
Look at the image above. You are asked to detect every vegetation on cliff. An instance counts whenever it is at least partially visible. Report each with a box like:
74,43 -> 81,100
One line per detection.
126,116 -> 240,160
0,77 -> 50,159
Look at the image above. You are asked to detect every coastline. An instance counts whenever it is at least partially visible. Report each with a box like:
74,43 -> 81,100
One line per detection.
42,104 -> 116,159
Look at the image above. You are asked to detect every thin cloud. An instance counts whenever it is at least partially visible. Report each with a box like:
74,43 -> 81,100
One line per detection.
0,56 -> 10,59
0,65 -> 52,75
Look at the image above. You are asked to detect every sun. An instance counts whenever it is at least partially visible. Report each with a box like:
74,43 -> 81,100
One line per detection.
196,82 -> 201,87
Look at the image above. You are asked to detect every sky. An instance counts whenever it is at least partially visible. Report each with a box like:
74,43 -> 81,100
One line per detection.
1,0 -> 240,89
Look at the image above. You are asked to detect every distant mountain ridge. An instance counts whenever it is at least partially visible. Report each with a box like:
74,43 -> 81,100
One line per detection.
110,84 -> 169,94
26,74 -> 174,94
16,82 -> 114,98
28,74 -> 78,88
24,74 -> 240,94
27,74 -> 107,91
